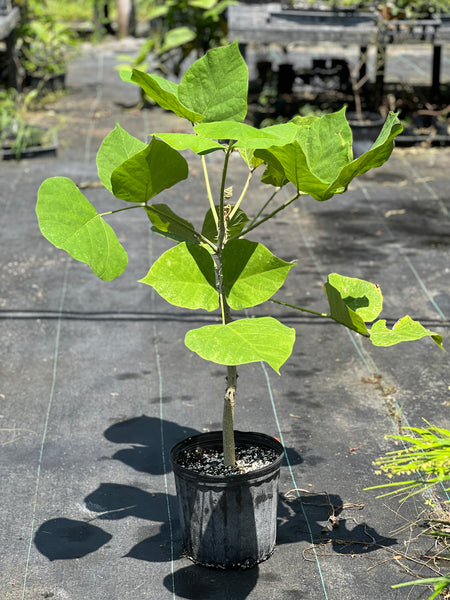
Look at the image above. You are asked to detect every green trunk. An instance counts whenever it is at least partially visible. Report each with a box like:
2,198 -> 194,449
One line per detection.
223,365 -> 237,467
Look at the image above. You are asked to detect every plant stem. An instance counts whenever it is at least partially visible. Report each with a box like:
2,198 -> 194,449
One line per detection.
217,146 -> 236,467
218,279 -> 237,467
223,364 -> 237,467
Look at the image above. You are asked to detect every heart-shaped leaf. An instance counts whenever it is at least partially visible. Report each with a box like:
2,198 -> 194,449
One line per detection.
179,42 -> 248,123
96,124 -> 146,194
140,242 -> 218,311
222,240 -> 295,309
111,137 -> 188,203
37,177 -> 128,281
185,317 -> 296,372
370,316 -> 443,348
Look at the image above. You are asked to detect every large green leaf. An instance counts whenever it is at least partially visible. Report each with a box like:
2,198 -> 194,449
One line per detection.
36,177 -> 128,281
140,242 -> 218,311
153,133 -> 224,155
370,317 -> 443,348
293,108 -> 353,182
222,240 -> 295,309
130,69 -> 204,123
145,204 -> 199,244
178,42 -> 248,123
96,124 -> 146,194
111,137 -> 188,203
255,112 -> 403,201
185,317 -> 296,372
327,273 -> 383,322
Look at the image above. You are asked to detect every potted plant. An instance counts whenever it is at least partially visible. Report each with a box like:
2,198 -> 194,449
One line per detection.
36,42 -> 443,569
1,88 -> 57,159
15,0 -> 78,92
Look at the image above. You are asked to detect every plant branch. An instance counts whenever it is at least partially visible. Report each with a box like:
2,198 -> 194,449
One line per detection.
201,154 -> 217,227
270,298 -> 330,318
246,186 -> 281,229
270,298 -> 370,338
232,190 -> 301,239
99,203 -> 146,217
228,167 -> 254,221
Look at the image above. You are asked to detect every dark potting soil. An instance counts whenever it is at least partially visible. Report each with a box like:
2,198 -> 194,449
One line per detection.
176,444 -> 279,477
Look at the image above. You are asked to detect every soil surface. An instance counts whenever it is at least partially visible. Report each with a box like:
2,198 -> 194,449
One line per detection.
176,444 -> 280,476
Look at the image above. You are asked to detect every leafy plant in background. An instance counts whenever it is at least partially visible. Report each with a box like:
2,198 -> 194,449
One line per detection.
299,0 -> 450,16
377,0 -> 450,19
370,423 -> 450,500
0,88 -> 53,159
119,0 -> 235,78
36,43 -> 443,468
43,0 -> 95,22
368,423 -> 450,600
15,0 -> 79,86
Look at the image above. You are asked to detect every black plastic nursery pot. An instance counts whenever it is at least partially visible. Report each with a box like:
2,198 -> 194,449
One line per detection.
170,431 -> 284,569
347,111 -> 385,157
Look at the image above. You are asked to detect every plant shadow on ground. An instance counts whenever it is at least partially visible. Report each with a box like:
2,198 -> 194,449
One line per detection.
34,416 -> 396,599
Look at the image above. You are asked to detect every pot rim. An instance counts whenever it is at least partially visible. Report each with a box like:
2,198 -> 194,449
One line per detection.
170,430 -> 284,484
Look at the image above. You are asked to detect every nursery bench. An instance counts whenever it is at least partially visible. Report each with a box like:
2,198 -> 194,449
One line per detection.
228,3 -> 449,102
